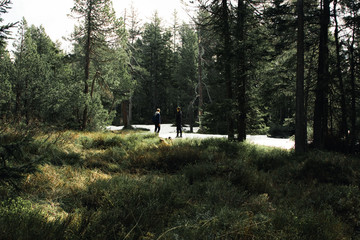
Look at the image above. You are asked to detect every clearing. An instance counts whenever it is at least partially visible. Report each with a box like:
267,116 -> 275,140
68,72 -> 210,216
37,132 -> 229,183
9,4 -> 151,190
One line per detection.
107,124 -> 294,150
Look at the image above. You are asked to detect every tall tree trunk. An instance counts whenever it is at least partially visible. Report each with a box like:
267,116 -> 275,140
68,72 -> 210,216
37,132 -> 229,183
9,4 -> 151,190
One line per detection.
236,0 -> 246,142
197,30 -> 203,130
122,100 -> 128,128
313,0 -> 330,149
24,76 -> 29,125
90,71 -> 99,99
333,0 -> 348,142
222,0 -> 234,140
295,0 -> 306,153
127,5 -> 139,126
82,4 -> 93,130
15,85 -> 22,122
190,103 -> 194,133
15,30 -> 25,123
349,28 -> 357,152
128,96 -> 132,126
304,48 -> 316,133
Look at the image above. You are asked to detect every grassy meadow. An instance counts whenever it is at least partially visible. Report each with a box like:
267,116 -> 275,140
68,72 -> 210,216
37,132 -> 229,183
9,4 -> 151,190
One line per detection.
1,127 -> 360,239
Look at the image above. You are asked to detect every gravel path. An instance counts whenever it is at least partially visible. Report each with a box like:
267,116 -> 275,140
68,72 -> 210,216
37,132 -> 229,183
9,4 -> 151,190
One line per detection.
106,124 -> 294,150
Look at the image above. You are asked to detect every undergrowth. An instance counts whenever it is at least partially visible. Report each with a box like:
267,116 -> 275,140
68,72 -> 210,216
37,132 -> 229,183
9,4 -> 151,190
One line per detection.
1,128 -> 360,239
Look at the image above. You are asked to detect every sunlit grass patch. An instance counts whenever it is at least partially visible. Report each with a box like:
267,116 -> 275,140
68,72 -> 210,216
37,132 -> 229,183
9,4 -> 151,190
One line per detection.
0,196 -> 77,240
23,164 -> 111,201
1,127 -> 360,239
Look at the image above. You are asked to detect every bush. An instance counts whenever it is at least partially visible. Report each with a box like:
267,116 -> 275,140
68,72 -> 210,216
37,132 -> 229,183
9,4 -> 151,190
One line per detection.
199,103 -> 228,135
298,151 -> 356,185
0,197 -> 72,240
0,128 -> 41,190
42,144 -> 83,166
183,162 -> 217,185
271,207 -> 349,240
268,119 -> 295,138
252,148 -> 291,172
79,175 -> 187,239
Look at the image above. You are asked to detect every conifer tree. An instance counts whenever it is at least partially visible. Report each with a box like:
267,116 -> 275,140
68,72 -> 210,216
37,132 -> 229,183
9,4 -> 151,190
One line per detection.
174,23 -> 198,130
70,0 -> 118,130
295,0 -> 306,153
0,44 -> 13,119
313,0 -> 330,149
235,0 -> 247,142
124,3 -> 142,126
133,12 -> 172,119
0,0 -> 17,48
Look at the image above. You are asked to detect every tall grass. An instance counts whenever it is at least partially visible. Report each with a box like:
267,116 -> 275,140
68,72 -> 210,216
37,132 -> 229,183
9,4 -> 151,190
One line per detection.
0,129 -> 360,239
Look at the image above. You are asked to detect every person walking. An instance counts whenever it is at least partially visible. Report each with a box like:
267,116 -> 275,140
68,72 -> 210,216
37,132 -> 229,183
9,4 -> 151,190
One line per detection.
153,108 -> 161,133
176,107 -> 182,138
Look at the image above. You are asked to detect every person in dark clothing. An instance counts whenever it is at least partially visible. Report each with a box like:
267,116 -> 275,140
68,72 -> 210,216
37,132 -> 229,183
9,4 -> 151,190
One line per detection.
153,108 -> 161,133
176,107 -> 182,138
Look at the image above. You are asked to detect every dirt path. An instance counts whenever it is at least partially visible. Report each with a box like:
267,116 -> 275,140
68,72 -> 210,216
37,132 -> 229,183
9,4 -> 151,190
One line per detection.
106,124 -> 294,150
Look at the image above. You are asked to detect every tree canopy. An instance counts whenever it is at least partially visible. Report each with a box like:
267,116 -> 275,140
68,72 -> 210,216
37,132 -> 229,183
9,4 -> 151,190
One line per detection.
0,0 -> 359,152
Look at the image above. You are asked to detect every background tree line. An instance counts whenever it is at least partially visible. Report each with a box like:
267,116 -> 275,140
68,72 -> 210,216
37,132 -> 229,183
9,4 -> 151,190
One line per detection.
0,0 -> 359,152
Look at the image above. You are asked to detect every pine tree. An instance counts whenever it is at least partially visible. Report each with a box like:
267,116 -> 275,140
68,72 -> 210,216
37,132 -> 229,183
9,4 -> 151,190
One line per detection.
125,3 -> 142,125
0,44 -> 13,120
0,0 -> 17,48
235,0 -> 247,142
12,18 -> 39,124
174,23 -> 198,130
333,0 -> 348,143
70,0 -> 118,130
295,0 -> 306,153
342,0 -> 359,152
313,0 -> 330,149
134,12 -> 172,120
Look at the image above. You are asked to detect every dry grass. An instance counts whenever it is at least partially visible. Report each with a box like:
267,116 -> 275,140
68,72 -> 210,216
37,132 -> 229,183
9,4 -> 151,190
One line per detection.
1,129 -> 359,239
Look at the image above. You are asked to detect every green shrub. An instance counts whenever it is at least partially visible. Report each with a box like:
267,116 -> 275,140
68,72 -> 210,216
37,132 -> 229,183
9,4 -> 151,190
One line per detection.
0,129 -> 41,190
298,151 -> 356,185
252,148 -> 291,172
79,175 -> 187,239
271,207 -> 349,240
296,208 -> 348,240
200,138 -> 240,158
77,135 -> 94,149
42,144 -> 83,166
87,135 -> 125,149
302,184 -> 360,229
126,144 -> 201,173
0,197 -> 72,240
228,160 -> 273,195
199,103 -> 228,135
103,146 -> 128,163
268,119 -> 295,138
183,162 -> 217,184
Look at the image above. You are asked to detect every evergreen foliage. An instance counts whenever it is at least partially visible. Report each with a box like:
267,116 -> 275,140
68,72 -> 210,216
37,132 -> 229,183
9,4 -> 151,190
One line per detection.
0,0 -> 359,147
0,0 -> 17,48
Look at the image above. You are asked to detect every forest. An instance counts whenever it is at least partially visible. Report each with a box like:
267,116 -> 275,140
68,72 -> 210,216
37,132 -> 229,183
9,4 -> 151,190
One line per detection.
1,0 -> 360,239
0,0 -> 359,152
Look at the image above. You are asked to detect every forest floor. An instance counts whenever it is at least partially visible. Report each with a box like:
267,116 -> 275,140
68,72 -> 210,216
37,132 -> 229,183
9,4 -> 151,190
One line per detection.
3,126 -> 360,239
107,124 -> 295,150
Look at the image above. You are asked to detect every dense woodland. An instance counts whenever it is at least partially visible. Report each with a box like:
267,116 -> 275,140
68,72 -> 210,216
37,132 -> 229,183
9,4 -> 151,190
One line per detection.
2,1 -> 360,239
0,0 -> 359,152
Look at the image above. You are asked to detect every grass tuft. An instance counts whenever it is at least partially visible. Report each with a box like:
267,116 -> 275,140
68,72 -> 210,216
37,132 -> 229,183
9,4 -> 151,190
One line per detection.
1,128 -> 359,239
